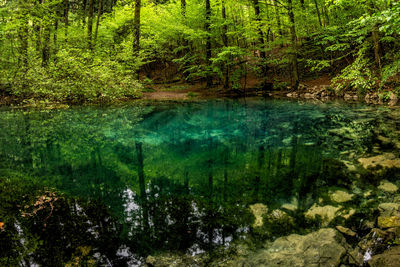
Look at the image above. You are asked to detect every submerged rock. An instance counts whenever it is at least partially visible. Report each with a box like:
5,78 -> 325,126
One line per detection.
369,246 -> 400,267
358,153 -> 400,170
281,203 -> 298,211
281,197 -> 298,211
145,253 -> 205,267
245,228 -> 350,267
268,209 -> 294,226
249,203 -> 268,227
378,180 -> 399,193
335,226 -> 357,237
378,203 -> 400,217
329,190 -> 354,203
377,216 -> 400,228
305,204 -> 341,226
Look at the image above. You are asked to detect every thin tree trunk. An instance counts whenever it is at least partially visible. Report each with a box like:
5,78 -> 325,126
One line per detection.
42,0 -> 51,69
254,0 -> 266,60
222,0 -> 229,89
87,0 -> 94,50
322,4 -> 329,26
64,0 -> 69,41
181,0 -> 190,80
254,0 -> 267,87
368,2 -> 382,73
288,0 -> 299,89
54,18 -> 58,54
42,25 -> 51,67
94,0 -> 103,44
181,0 -> 186,17
205,0 -> 213,87
133,0 -> 141,53
313,0 -> 323,28
273,0 -> 283,49
82,0 -> 87,27
18,12 -> 29,70
372,26 -> 382,73
34,0 -> 43,52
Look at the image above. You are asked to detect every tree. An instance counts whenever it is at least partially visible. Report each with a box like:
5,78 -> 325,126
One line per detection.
205,0 -> 213,87
254,0 -> 267,85
287,0 -> 299,89
94,0 -> 103,44
133,0 -> 141,53
64,0 -> 69,40
87,0 -> 94,50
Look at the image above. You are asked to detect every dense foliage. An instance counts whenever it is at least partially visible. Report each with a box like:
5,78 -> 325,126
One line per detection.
0,0 -> 400,102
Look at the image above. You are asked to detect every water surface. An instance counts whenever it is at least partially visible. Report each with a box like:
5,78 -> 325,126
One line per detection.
0,99 -> 398,265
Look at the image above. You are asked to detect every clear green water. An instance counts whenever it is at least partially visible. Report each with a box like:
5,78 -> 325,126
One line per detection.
0,99 -> 397,265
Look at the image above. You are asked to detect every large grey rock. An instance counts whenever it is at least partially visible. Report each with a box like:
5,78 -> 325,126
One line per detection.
244,228 -> 350,267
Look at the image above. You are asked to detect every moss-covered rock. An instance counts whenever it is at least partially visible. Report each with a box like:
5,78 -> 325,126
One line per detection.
378,216 -> 400,228
241,228 -> 350,267
329,190 -> 354,203
305,204 -> 342,226
378,180 -> 399,193
249,203 -> 268,228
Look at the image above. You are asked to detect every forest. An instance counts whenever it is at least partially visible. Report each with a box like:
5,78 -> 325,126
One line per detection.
1,0 -> 400,103
3,1 -> 400,266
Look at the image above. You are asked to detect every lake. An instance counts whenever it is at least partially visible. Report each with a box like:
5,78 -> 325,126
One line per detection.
1,98 -> 400,266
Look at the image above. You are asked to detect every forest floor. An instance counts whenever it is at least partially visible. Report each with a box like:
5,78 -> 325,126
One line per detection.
143,74 -> 333,101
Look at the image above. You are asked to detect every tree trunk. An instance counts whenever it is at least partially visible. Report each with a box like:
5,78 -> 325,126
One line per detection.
133,0 -> 141,53
254,0 -> 266,60
34,0 -> 43,52
288,0 -> 299,89
53,18 -> 58,56
313,0 -> 323,28
87,0 -> 94,50
368,2 -> 382,73
18,12 -> 29,70
300,0 -> 305,9
42,24 -> 51,67
372,26 -> 382,72
64,0 -> 69,40
322,4 -> 329,26
205,0 -> 213,87
42,0 -> 51,68
254,0 -> 267,86
180,0 -> 190,81
222,0 -> 229,89
94,0 -> 103,44
82,0 -> 87,27
273,0 -> 283,49
181,0 -> 186,17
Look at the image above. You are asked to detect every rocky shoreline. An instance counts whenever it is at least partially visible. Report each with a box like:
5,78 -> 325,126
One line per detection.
282,84 -> 399,106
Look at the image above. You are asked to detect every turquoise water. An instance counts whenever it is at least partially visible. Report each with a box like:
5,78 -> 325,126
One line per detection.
0,99 -> 397,265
